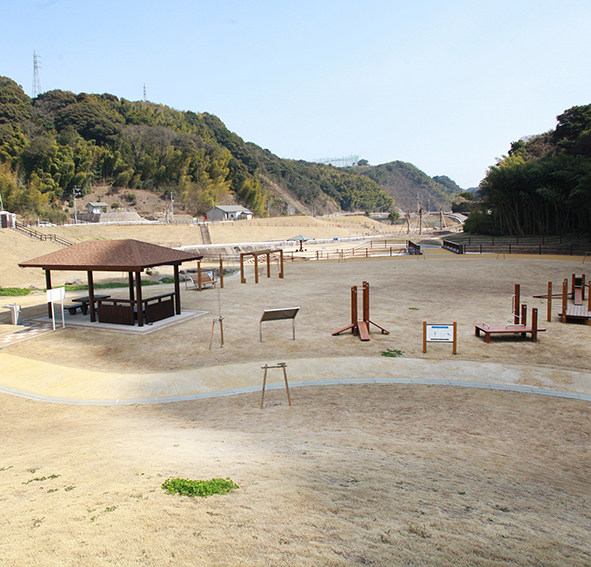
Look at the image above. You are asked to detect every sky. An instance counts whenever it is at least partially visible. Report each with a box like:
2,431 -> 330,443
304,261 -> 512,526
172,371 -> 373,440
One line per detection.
2,0 -> 591,189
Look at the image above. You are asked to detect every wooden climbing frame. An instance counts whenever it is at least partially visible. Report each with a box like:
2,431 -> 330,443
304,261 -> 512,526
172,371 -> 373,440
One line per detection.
332,281 -> 390,341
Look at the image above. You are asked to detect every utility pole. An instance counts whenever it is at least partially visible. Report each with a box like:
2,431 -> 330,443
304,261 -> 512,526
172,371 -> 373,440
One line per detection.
72,187 -> 81,224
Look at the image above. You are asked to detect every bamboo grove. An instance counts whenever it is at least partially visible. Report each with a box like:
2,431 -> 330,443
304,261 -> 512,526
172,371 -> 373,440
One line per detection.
468,105 -> 591,237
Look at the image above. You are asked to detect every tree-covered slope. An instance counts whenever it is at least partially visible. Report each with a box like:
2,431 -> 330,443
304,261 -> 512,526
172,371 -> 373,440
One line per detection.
0,77 -> 393,221
345,161 -> 461,212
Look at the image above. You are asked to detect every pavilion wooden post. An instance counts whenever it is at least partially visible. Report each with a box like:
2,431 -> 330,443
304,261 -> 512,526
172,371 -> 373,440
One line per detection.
254,254 -> 259,284
87,270 -> 96,322
135,271 -> 143,327
240,253 -> 246,284
45,270 -> 52,317
219,257 -> 224,288
197,261 -> 202,291
266,252 -> 271,278
128,272 -> 135,302
279,249 -> 284,278
174,264 -> 181,314
547,281 -> 552,322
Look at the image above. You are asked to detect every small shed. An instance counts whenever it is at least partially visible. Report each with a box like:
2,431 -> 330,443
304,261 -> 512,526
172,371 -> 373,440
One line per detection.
87,201 -> 109,214
206,205 -> 253,221
0,211 -> 16,228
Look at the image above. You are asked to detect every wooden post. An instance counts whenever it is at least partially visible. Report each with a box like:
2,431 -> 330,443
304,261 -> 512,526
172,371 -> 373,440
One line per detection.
514,284 -> 521,324
521,303 -> 527,337
362,281 -> 370,323
174,264 -> 181,314
452,322 -> 457,355
219,258 -> 224,289
135,271 -> 143,327
45,270 -> 52,317
88,270 -> 96,322
547,281 -> 552,322
197,261 -> 202,291
266,252 -> 271,278
562,278 -> 568,323
351,286 -> 358,334
240,253 -> 245,284
128,272 -> 135,302
279,249 -> 284,278
423,321 -> 427,353
254,254 -> 259,284
532,308 -> 539,342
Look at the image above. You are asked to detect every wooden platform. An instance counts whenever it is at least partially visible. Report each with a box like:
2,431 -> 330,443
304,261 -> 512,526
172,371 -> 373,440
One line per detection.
475,323 -> 546,343
560,305 -> 591,324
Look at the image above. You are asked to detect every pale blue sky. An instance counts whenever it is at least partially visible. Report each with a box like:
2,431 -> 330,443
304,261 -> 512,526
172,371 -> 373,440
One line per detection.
2,0 -> 590,188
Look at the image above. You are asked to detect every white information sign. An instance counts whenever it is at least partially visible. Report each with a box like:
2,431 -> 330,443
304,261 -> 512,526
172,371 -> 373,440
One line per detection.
423,321 -> 457,354
46,286 -> 66,330
426,324 -> 454,342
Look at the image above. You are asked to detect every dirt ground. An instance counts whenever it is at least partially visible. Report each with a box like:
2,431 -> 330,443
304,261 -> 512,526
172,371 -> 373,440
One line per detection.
1,220 -> 591,566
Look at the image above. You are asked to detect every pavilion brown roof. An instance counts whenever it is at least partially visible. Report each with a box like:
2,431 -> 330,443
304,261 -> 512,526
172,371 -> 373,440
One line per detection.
19,239 -> 204,272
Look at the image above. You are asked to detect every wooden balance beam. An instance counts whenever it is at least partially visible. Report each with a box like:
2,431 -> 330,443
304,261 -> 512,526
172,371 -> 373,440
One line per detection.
332,281 -> 389,341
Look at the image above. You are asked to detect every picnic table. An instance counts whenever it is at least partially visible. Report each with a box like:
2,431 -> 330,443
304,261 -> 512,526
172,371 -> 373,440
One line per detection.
69,295 -> 111,315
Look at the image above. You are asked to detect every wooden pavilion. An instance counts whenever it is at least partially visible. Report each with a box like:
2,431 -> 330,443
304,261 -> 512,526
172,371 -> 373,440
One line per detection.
19,239 -> 203,327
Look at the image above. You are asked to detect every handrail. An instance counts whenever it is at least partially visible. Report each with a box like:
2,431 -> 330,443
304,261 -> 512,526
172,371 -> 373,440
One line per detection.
12,222 -> 73,247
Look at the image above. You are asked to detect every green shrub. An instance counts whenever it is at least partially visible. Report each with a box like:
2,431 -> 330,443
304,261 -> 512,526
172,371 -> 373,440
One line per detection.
162,477 -> 238,498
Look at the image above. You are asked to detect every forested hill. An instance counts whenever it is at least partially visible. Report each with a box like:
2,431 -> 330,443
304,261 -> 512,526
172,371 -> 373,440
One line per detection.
467,104 -> 591,237
0,76 -> 460,222
346,162 -> 462,212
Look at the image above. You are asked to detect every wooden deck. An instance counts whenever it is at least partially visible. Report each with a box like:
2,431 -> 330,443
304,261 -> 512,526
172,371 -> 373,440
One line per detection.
560,305 -> 591,324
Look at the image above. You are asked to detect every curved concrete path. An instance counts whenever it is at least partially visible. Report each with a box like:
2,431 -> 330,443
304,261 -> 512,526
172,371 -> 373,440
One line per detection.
0,353 -> 590,405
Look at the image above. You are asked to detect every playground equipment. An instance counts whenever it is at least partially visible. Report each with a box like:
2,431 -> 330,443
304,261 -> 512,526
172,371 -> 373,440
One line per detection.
260,362 -> 291,409
332,281 -> 390,341
536,274 -> 591,324
240,249 -> 284,284
560,277 -> 591,324
475,284 -> 545,342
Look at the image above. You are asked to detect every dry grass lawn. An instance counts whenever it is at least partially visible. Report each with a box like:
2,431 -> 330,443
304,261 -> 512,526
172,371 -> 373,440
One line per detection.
0,219 -> 590,566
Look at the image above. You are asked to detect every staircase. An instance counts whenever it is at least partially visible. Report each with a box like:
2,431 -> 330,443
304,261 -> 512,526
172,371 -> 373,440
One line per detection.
199,222 -> 212,245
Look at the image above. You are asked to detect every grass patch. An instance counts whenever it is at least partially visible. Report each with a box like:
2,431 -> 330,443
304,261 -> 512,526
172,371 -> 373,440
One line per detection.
0,287 -> 32,297
162,477 -> 238,498
64,280 -> 164,292
382,349 -> 404,358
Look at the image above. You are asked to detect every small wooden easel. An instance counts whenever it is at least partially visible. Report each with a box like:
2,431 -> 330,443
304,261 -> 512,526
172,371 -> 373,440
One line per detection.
260,362 -> 291,409
332,281 -> 389,341
209,316 -> 224,349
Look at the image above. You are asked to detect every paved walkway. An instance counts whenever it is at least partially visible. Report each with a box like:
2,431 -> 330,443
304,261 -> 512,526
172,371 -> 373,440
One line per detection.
0,354 -> 589,405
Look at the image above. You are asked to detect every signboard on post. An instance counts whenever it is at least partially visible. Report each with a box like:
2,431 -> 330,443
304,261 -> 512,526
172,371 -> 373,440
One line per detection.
423,322 -> 457,354
47,287 -> 66,330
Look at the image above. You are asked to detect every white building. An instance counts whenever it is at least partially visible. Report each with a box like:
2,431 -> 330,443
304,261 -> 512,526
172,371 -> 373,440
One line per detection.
86,202 -> 109,214
205,205 -> 253,221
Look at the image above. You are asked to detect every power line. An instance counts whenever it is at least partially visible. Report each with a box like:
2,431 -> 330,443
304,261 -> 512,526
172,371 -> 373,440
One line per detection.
32,51 -> 42,98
